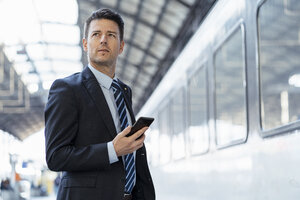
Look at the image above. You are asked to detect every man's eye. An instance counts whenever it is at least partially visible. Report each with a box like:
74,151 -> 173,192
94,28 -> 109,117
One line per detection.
92,33 -> 99,37
109,33 -> 116,38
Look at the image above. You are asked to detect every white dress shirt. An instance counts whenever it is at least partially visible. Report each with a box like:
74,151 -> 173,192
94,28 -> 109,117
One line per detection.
88,65 -> 134,164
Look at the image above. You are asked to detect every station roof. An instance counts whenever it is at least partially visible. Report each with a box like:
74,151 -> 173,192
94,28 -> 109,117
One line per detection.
0,0 -> 215,140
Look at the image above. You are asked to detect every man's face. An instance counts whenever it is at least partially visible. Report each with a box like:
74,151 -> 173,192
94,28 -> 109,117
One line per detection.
83,19 -> 124,68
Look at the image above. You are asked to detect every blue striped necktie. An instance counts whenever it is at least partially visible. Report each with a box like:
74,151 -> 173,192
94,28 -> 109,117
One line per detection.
111,79 -> 135,194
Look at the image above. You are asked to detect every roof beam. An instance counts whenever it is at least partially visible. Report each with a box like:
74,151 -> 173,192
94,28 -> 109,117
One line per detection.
176,0 -> 192,8
124,40 -> 160,60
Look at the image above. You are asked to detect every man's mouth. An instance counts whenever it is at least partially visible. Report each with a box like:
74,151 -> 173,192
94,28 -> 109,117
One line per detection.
98,49 -> 109,52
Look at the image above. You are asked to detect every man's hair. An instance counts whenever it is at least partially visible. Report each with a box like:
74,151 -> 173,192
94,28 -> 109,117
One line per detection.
83,8 -> 124,41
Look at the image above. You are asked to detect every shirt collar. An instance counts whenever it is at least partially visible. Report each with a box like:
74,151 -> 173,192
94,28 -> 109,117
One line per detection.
88,64 -> 118,90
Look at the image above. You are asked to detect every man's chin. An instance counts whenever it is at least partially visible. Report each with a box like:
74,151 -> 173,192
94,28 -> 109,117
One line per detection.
91,59 -> 113,67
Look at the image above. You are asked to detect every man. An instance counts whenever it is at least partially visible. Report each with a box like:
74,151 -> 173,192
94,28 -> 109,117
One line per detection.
44,8 -> 155,200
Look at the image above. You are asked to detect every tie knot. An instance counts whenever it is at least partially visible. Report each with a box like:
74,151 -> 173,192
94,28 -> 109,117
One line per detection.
111,79 -> 121,93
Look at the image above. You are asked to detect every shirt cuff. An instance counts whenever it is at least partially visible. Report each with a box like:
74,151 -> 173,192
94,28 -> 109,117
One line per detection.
107,141 -> 119,164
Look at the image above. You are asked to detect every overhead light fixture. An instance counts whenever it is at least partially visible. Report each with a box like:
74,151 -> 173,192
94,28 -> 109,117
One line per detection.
288,74 -> 300,87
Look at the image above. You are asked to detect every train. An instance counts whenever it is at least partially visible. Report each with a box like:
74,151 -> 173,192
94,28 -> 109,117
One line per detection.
138,0 -> 300,199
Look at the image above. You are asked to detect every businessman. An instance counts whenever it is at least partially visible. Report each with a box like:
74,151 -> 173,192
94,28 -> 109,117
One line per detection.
44,8 -> 155,200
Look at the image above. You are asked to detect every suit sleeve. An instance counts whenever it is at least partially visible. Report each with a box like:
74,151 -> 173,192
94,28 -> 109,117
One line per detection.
44,79 -> 110,172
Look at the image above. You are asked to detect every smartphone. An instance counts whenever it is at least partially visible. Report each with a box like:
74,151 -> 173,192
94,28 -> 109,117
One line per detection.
126,117 -> 154,138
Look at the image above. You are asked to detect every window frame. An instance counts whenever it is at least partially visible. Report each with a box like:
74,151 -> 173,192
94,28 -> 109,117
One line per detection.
212,20 -> 249,149
186,58 -> 210,156
257,0 -> 300,137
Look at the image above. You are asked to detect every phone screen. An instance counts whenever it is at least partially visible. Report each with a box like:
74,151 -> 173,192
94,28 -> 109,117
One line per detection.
126,117 -> 154,137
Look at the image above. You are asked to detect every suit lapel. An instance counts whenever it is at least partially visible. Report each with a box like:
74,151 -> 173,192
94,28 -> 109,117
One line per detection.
81,67 -> 117,138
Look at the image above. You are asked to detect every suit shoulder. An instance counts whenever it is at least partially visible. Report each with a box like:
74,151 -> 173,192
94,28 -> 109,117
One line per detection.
51,72 -> 82,88
47,72 -> 83,108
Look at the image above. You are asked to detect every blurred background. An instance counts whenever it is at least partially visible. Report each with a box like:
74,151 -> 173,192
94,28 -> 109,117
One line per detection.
0,0 -> 209,199
3,0 -> 299,199
1,0 -> 80,199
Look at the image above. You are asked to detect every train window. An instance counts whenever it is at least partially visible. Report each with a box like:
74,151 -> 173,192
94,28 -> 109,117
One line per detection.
170,88 -> 186,160
214,25 -> 247,147
187,65 -> 209,155
258,0 -> 300,132
157,103 -> 172,164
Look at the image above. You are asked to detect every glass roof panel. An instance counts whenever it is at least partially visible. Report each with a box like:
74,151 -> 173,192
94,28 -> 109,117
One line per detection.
120,0 -> 139,15
133,23 -> 152,49
51,61 -> 82,74
149,33 -> 171,59
34,61 -> 53,73
47,45 -> 82,61
26,44 -> 47,60
136,72 -> 151,88
122,16 -> 135,42
123,64 -> 138,80
159,1 -> 189,37
143,56 -> 158,75
140,0 -> 162,25
0,0 -> 41,45
102,0 -> 118,8
128,47 -> 144,65
42,24 -> 80,45
34,0 -> 78,24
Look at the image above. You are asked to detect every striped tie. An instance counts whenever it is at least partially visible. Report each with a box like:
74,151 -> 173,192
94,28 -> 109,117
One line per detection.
111,79 -> 135,194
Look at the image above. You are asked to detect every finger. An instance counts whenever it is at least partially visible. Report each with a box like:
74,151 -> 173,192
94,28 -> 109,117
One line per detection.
119,126 -> 131,136
135,132 -> 146,143
138,142 -> 144,149
132,127 -> 148,140
134,137 -> 145,149
130,134 -> 145,152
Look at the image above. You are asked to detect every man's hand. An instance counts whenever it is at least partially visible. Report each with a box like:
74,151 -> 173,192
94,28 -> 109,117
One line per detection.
113,126 -> 147,157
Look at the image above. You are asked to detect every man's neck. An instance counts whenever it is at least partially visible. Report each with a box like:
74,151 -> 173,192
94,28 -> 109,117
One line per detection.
90,63 -> 115,79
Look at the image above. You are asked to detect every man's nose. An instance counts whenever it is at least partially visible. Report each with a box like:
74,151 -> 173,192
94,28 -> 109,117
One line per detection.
100,35 -> 107,44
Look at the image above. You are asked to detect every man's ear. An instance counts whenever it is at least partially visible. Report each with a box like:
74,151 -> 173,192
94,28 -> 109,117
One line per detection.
119,40 -> 125,54
82,38 -> 88,52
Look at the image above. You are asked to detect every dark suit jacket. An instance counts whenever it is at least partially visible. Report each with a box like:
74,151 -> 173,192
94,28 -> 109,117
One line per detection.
44,67 -> 155,200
